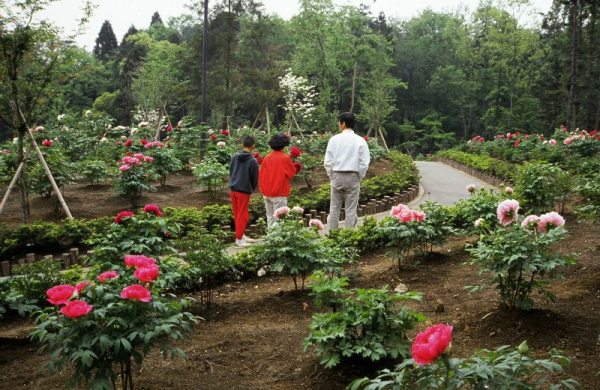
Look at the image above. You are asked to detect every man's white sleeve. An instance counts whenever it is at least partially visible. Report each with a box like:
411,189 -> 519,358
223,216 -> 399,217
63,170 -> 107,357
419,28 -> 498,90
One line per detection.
358,140 -> 370,179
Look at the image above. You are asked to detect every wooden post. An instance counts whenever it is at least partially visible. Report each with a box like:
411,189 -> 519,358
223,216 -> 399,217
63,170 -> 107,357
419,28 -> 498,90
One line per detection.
377,126 -> 389,152
26,253 -> 36,264
1,261 -> 10,276
61,253 -> 71,269
70,248 -> 80,265
265,106 -> 271,134
27,127 -> 73,219
0,147 -> 32,216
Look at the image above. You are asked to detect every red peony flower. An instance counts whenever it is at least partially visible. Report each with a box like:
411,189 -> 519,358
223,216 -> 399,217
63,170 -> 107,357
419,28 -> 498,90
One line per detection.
143,203 -> 163,217
114,210 -> 134,224
124,139 -> 133,147
363,135 -> 369,141
60,300 -> 93,318
41,139 -> 53,147
121,284 -> 152,302
134,264 -> 160,283
290,146 -> 302,158
47,285 -> 76,305
411,324 -> 453,365
140,139 -> 149,146
97,271 -> 119,283
210,134 -> 217,141
124,255 -> 156,269
513,139 -> 521,148
293,161 -> 302,173
165,123 -> 173,133
220,129 -> 230,136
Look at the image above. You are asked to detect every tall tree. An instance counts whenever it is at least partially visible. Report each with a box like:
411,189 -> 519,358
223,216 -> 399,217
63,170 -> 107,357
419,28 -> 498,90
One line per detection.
93,20 -> 118,62
151,12 -> 164,26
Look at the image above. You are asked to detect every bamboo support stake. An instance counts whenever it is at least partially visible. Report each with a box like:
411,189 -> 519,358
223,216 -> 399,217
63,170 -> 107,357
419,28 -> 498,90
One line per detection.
377,126 -> 389,152
0,147 -> 31,216
265,106 -> 271,134
27,127 -> 73,219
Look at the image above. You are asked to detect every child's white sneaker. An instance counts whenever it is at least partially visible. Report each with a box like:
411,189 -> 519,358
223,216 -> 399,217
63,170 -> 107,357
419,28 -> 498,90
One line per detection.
235,238 -> 251,247
242,235 -> 258,243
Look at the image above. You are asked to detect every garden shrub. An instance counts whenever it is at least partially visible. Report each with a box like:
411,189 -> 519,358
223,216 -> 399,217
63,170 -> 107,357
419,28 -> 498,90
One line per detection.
437,149 -> 516,181
254,207 -> 350,290
326,216 -> 383,255
79,159 -> 110,185
419,201 -> 456,251
351,325 -> 578,390
515,162 -> 572,214
31,255 -> 197,390
304,274 -> 424,368
28,147 -> 78,199
192,157 -> 229,198
146,146 -> 182,186
449,187 -> 504,231
467,200 -> 575,310
114,151 -> 158,208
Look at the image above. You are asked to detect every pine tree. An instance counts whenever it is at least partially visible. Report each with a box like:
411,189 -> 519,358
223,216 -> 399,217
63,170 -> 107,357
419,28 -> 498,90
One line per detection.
93,20 -> 118,62
151,12 -> 164,26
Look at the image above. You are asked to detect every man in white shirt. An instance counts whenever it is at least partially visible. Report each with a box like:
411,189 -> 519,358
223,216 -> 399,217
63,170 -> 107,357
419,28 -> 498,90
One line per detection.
324,112 -> 370,229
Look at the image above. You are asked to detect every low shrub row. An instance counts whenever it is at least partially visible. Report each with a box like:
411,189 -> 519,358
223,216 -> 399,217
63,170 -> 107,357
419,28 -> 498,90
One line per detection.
436,149 -> 516,182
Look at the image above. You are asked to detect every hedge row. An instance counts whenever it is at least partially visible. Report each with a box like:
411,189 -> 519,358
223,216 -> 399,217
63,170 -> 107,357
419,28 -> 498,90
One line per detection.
436,149 -> 517,182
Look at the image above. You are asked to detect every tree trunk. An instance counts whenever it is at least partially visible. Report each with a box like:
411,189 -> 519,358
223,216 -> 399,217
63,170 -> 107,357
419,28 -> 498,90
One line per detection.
349,60 -> 358,113
567,0 -> 580,129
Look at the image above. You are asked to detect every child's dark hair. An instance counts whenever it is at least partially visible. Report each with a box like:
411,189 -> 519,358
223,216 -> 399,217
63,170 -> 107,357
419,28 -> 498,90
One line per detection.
339,112 -> 356,129
242,135 -> 256,148
269,133 -> 290,151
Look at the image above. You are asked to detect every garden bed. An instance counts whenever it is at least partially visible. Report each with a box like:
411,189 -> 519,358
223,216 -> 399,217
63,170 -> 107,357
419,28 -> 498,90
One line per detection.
1,213 -> 598,389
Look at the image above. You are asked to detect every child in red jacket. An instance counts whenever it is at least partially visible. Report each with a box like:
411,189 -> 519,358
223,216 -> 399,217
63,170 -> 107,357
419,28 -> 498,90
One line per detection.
259,133 -> 298,227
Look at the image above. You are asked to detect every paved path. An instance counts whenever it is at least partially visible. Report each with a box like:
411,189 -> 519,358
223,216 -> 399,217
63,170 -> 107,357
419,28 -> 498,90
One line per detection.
413,161 -> 494,206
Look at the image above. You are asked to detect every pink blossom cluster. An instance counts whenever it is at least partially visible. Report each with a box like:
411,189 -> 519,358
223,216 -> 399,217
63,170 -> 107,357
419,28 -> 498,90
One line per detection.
521,211 -> 565,233
468,135 -> 485,143
497,199 -> 520,226
308,219 -> 324,231
142,140 -> 165,149
292,206 -> 304,215
390,203 -> 426,223
274,206 -> 290,220
118,152 -> 152,172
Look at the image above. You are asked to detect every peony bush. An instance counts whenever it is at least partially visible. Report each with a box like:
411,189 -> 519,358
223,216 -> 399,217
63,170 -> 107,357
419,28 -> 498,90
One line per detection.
31,254 -> 197,390
467,200 -> 575,310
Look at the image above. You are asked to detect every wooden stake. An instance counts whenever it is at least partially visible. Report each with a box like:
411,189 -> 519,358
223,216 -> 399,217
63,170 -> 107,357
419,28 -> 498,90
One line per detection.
27,127 -> 73,219
265,106 -> 271,134
0,147 -> 31,216
377,126 -> 389,152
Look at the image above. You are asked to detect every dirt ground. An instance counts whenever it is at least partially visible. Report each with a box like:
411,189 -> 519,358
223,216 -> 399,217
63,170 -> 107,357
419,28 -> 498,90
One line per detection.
0,211 -> 599,389
0,159 -> 394,227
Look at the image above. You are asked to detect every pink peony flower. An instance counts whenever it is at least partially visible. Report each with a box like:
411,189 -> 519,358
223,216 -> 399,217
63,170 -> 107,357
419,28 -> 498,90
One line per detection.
309,219 -> 324,231
75,281 -> 91,293
41,139 -> 53,147
390,204 -> 407,219
536,211 -> 565,233
563,137 -> 572,145
114,210 -> 134,224
97,271 -> 119,283
497,199 -> 520,226
121,284 -> 152,302
521,215 -> 540,229
466,184 -> 476,193
504,186 -> 514,194
143,203 -> 163,217
274,206 -> 290,220
60,300 -> 93,318
143,156 -> 154,163
411,324 -> 453,365
124,255 -> 156,269
134,153 -> 144,159
134,264 -> 160,283
292,206 -> 304,215
119,164 -> 131,172
47,285 -> 76,305
411,210 -> 427,222
549,139 -> 557,145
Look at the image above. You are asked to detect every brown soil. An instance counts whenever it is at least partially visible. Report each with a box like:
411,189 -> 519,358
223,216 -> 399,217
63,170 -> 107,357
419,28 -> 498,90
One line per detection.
1,212 -> 599,389
0,159 -> 394,227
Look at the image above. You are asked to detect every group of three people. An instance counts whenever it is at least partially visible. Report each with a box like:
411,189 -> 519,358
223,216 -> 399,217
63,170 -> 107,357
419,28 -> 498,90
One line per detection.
228,112 -> 370,247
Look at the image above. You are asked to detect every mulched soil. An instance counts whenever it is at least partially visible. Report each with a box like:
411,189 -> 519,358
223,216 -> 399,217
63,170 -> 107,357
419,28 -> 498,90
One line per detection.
1,211 -> 599,389
0,159 -> 394,228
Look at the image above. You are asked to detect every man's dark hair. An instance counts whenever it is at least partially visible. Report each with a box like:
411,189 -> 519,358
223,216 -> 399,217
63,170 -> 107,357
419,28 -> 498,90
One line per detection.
269,133 -> 290,151
242,135 -> 256,148
339,112 -> 356,129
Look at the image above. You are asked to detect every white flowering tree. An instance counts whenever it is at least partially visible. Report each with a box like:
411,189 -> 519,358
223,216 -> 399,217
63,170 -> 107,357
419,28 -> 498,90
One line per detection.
279,70 -> 318,137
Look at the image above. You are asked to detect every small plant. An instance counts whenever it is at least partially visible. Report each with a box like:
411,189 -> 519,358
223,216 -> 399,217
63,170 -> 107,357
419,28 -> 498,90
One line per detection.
304,276 -> 424,368
351,324 -> 578,389
31,255 -> 197,390
419,201 -> 456,252
192,158 -> 229,198
114,152 -> 158,208
146,146 -> 182,186
28,147 -> 78,199
378,204 -> 429,268
79,159 -> 109,185
467,200 -> 575,310
451,187 -> 503,231
515,162 -> 572,213
254,207 -> 349,290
